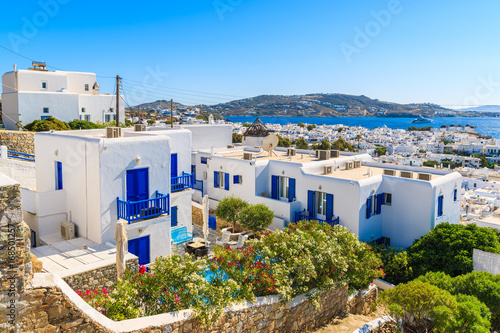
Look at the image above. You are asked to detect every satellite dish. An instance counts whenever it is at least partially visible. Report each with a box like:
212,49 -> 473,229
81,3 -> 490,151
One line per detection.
262,134 -> 279,155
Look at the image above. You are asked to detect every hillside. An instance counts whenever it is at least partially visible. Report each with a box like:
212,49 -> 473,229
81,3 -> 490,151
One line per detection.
197,93 -> 455,117
132,94 -> 458,118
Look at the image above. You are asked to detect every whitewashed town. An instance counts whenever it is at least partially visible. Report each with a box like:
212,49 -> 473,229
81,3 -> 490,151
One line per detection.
1,2 -> 500,331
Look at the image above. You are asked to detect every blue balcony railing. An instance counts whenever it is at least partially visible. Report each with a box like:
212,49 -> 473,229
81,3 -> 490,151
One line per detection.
295,211 -> 340,227
7,150 -> 35,162
117,191 -> 170,224
171,172 -> 194,192
193,179 -> 203,193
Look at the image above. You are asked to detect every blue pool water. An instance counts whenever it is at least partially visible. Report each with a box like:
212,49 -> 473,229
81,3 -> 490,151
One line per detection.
226,116 -> 500,139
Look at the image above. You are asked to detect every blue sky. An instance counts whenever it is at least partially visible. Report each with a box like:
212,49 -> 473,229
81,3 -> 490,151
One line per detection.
1,0 -> 499,108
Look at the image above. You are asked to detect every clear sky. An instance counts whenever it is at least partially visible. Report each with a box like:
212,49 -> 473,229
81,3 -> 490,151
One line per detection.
1,0 -> 499,108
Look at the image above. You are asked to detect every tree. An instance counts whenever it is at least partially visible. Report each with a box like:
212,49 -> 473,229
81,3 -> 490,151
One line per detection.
232,133 -> 242,143
407,223 -> 500,278
297,122 -> 305,128
292,138 -> 309,150
242,122 -> 252,127
277,135 -> 290,147
306,124 -> 316,131
147,119 -> 156,125
68,119 -> 100,130
380,280 -> 491,333
417,271 -> 499,331
24,117 -> 71,132
239,204 -> 274,232
423,160 -> 439,167
312,140 -> 331,151
331,137 -> 355,152
355,134 -> 362,149
374,145 -> 387,156
215,196 -> 249,231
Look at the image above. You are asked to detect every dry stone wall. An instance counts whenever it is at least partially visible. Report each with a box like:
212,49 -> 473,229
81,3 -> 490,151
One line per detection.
0,130 -> 35,155
62,258 -> 139,292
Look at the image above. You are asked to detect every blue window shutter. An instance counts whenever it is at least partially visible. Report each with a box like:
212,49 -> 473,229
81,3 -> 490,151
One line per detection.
233,175 -> 239,184
128,236 -> 150,265
381,193 -> 386,205
171,153 -> 178,178
56,161 -> 63,190
214,171 -> 218,188
137,168 -> 149,201
171,206 -> 178,227
224,173 -> 230,190
326,194 -> 334,220
308,190 -> 315,217
288,178 -> 296,202
438,195 -> 443,216
454,189 -> 457,201
366,198 -> 372,219
377,193 -> 383,214
271,176 -> 278,199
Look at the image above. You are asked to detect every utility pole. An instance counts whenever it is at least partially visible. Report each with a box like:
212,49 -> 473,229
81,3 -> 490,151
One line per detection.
116,75 -> 120,127
170,99 -> 173,128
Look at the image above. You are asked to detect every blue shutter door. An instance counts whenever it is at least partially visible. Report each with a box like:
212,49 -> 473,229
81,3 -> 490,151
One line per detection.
233,175 -> 239,184
377,193 -> 383,214
127,168 -> 149,201
438,195 -> 443,216
366,198 -> 372,219
171,206 -> 178,227
454,189 -> 457,201
326,193 -> 334,220
171,153 -> 178,178
55,161 -> 63,190
214,171 -> 218,188
271,176 -> 278,199
128,236 -> 150,265
308,190 -> 315,217
288,178 -> 296,202
224,173 -> 230,191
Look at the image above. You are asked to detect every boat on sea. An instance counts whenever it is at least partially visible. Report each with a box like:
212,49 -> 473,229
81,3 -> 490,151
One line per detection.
411,115 -> 433,124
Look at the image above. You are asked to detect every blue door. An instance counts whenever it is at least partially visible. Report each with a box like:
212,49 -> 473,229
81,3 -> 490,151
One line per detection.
171,153 -> 178,178
126,168 -> 149,201
128,235 -> 150,265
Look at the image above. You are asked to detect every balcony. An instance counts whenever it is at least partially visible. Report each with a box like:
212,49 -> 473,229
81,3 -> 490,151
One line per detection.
295,211 -> 340,227
171,172 -> 194,193
117,191 -> 170,224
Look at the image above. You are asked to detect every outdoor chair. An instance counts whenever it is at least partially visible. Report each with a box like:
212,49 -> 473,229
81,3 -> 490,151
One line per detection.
216,230 -> 231,247
232,234 -> 249,249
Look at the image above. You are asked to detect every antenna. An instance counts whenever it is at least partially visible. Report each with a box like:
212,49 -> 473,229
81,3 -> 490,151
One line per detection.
261,134 -> 279,157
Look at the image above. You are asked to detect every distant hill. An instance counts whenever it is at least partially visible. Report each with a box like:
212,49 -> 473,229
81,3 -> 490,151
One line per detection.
196,93 -> 455,118
131,94 -> 458,118
455,105 -> 500,112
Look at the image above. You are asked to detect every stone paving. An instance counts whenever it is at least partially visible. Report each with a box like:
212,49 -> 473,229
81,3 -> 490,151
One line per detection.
174,224 -> 220,257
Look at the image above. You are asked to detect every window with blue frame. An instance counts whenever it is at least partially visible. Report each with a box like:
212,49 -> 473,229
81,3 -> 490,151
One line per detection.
201,156 -> 208,164
453,189 -> 457,202
105,115 -> 111,122
55,161 -> 63,190
307,190 -> 334,220
366,193 -> 384,219
171,206 -> 178,227
233,175 -> 242,184
271,176 -> 295,202
41,116 -> 50,120
437,195 -> 444,217
43,107 -> 49,113
214,171 -> 229,190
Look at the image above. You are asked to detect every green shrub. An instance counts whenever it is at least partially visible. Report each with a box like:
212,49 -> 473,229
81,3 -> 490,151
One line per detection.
215,196 -> 249,231
24,117 -> 70,132
68,119 -> 101,130
238,203 -> 274,232
370,244 -> 413,285
407,223 -> 500,277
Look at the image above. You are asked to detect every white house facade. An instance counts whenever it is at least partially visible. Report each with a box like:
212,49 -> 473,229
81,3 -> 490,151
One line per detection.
193,147 -> 462,248
1,64 -> 124,130
23,127 -> 193,265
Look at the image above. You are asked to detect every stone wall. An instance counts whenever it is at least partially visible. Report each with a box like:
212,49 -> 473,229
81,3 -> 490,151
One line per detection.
347,287 -> 378,316
0,178 -> 33,331
0,130 -> 35,155
62,258 -> 139,292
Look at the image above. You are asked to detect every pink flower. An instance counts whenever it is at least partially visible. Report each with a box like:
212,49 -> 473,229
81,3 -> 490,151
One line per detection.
175,297 -> 180,302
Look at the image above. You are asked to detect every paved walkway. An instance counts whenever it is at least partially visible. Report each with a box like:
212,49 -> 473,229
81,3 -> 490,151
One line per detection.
174,224 -> 220,257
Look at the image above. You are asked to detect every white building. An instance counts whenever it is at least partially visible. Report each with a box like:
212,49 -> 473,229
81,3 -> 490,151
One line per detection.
23,127 -> 194,265
193,147 -> 462,248
1,63 -> 124,130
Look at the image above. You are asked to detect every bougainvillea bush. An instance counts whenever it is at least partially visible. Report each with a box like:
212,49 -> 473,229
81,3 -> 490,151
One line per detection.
77,220 -> 383,325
